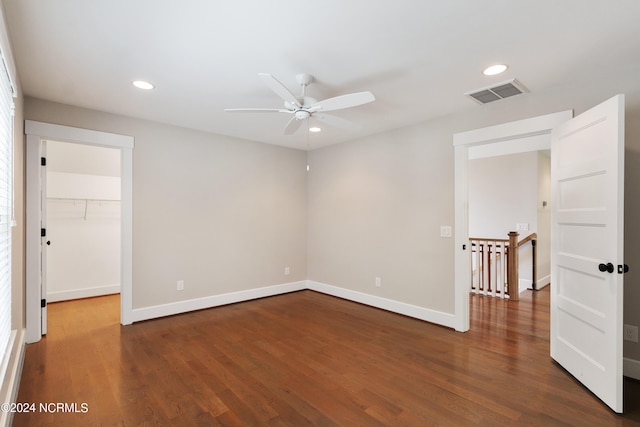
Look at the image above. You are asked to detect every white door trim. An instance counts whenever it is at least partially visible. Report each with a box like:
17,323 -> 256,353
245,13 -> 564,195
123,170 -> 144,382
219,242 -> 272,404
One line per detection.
452,110 -> 573,332
25,120 -> 134,343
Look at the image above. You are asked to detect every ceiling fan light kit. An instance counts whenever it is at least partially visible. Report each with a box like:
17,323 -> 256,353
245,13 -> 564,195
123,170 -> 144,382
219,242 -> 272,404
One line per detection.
225,73 -> 375,135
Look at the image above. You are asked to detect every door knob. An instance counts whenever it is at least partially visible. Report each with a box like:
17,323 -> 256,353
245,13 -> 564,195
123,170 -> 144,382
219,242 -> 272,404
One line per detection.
46,241 -> 51,246
599,263 -> 614,273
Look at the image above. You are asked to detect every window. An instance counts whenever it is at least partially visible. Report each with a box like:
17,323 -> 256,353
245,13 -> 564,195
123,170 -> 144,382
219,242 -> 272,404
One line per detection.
0,49 -> 15,386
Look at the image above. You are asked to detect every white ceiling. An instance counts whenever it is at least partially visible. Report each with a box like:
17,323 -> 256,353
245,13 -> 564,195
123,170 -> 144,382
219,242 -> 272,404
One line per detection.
4,1 -> 640,150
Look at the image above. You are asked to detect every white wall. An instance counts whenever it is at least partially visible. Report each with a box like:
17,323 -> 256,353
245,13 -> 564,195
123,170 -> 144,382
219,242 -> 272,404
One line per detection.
469,151 -> 538,239
537,151 -> 551,288
307,122 -> 456,315
46,141 -> 121,302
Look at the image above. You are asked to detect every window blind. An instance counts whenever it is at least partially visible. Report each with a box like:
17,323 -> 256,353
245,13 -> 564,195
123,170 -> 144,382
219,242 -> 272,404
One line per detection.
0,50 -> 14,386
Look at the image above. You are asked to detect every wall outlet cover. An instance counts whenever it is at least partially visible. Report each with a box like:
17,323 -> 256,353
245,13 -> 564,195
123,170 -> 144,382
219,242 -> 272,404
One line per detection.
624,324 -> 639,342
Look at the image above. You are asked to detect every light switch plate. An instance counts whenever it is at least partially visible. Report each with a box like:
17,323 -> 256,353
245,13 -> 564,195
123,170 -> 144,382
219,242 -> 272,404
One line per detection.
440,226 -> 452,238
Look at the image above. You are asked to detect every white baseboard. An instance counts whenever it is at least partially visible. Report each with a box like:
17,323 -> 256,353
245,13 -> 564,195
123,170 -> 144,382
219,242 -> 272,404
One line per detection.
536,275 -> 551,290
519,278 -> 532,293
0,329 -> 26,427
131,281 -> 307,323
522,275 -> 550,291
130,280 -> 456,329
307,281 -> 456,329
48,284 -> 120,302
624,357 -> 640,381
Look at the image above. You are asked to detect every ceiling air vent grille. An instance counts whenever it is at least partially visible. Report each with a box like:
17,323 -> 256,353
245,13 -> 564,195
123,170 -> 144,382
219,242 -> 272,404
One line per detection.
465,79 -> 529,104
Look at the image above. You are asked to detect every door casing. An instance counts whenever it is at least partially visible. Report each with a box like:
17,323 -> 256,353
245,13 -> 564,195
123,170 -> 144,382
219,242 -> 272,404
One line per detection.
25,121 -> 134,343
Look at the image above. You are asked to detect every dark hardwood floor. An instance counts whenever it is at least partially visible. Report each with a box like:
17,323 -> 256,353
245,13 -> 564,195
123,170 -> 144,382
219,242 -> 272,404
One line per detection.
12,287 -> 640,426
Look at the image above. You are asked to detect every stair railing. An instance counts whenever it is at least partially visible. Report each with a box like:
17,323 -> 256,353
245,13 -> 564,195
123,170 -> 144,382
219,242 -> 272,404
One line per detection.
470,232 -> 537,301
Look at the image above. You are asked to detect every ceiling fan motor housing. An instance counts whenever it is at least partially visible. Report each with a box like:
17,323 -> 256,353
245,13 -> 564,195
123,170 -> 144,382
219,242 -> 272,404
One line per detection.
295,110 -> 311,120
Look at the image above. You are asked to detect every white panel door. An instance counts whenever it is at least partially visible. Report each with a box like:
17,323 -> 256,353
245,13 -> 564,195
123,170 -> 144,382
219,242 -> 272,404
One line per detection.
550,95 -> 625,413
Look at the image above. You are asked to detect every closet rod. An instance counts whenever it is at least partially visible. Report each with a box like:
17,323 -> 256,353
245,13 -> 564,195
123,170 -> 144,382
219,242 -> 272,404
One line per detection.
47,197 -> 121,220
47,197 -> 121,202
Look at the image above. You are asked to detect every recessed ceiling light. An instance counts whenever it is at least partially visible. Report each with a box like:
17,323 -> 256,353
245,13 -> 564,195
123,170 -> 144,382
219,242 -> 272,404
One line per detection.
309,126 -> 322,133
483,64 -> 508,76
132,80 -> 154,90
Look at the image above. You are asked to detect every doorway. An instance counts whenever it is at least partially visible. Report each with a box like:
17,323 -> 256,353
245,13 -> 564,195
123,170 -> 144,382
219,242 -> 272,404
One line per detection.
25,121 -> 134,343
45,140 -> 122,305
454,96 -> 627,414
452,110 -> 573,332
468,149 -> 551,296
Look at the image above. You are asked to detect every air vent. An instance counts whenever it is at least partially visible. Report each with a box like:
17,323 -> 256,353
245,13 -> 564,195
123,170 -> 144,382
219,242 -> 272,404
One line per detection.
465,79 -> 529,104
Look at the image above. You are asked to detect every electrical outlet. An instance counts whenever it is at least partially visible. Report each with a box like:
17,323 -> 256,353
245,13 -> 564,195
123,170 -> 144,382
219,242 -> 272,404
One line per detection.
375,277 -> 381,287
624,324 -> 638,342
284,267 -> 290,276
177,280 -> 184,291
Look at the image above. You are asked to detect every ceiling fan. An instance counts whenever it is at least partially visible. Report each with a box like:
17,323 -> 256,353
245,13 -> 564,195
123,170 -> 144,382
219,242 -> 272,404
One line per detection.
224,73 -> 375,135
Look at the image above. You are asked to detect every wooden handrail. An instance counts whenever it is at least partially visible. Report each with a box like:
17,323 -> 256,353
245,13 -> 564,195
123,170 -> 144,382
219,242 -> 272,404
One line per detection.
470,233 -> 537,246
518,233 -> 538,247
470,236 -> 509,243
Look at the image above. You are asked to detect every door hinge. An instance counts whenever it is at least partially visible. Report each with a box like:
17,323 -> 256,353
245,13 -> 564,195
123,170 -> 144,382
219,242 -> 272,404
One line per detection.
41,157 -> 46,166
41,228 -> 46,237
41,298 -> 47,308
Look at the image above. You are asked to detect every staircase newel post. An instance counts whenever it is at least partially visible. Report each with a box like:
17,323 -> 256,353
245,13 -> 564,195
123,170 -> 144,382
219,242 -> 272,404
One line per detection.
508,232 -> 519,301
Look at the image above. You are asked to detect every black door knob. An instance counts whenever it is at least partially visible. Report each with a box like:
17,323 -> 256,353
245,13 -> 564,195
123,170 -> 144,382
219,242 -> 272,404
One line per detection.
599,263 -> 614,273
46,241 -> 51,246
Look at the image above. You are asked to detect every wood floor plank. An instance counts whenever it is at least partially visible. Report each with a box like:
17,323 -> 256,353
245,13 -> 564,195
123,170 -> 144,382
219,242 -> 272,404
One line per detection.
12,288 -> 640,426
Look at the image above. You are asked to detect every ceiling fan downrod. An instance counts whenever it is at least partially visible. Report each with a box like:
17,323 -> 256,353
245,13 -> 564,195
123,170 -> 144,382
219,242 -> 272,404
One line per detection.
296,73 -> 313,98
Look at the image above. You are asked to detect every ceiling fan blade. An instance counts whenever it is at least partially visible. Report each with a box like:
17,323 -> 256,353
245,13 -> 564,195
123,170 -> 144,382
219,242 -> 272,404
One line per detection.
308,91 -> 375,113
284,117 -> 303,135
315,113 -> 361,131
224,108 -> 290,113
258,73 -> 301,108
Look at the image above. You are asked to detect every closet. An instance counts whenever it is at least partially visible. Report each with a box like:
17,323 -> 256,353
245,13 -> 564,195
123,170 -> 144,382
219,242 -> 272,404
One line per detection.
45,140 -> 121,302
